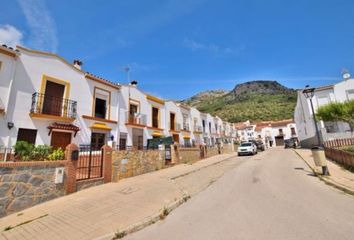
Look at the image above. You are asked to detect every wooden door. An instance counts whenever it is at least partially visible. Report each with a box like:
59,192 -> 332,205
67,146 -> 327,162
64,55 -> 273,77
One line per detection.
43,81 -> 65,116
275,136 -> 284,146
132,128 -> 143,150
51,132 -> 72,150
91,133 -> 106,150
173,134 -> 179,144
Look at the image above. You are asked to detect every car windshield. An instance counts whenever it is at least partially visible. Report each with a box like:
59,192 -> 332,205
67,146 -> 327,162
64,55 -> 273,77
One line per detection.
241,143 -> 252,147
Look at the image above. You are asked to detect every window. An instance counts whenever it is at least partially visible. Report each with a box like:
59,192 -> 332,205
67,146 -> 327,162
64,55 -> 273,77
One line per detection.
209,122 -> 212,133
291,127 -> 296,135
152,107 -> 159,128
347,89 -> 354,100
170,112 -> 175,130
324,122 -> 339,133
278,129 -> 283,136
95,98 -> 107,119
202,120 -> 206,132
317,95 -> 330,107
17,128 -> 37,145
93,87 -> 110,119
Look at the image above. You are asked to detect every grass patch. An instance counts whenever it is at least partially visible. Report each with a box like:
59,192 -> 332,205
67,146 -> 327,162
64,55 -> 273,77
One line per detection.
112,229 -> 127,239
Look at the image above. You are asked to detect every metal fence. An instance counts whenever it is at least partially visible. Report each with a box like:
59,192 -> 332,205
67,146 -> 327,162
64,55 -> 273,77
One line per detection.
0,147 -> 14,162
324,138 -> 354,148
76,145 -> 104,181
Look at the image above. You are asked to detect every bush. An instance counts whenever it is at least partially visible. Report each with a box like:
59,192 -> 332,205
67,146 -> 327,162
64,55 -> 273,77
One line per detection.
343,146 -> 354,153
30,145 -> 52,160
14,141 -> 34,161
48,148 -> 65,160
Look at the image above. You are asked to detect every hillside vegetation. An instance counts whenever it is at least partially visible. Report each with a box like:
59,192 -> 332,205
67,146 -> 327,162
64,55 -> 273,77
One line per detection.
183,80 -> 297,122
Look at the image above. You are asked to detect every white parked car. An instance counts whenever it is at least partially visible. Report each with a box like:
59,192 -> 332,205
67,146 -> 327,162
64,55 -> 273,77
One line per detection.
238,142 -> 257,156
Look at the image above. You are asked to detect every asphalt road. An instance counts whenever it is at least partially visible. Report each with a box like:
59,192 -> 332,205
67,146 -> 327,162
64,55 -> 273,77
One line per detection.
125,148 -> 354,240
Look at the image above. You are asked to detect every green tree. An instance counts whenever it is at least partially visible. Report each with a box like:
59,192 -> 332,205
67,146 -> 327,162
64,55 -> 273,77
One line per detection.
316,100 -> 354,131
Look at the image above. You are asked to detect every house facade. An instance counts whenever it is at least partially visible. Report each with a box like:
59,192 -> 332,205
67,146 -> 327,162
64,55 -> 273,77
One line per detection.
0,45 -> 120,150
254,120 -> 297,147
294,77 -> 354,148
0,45 -> 236,152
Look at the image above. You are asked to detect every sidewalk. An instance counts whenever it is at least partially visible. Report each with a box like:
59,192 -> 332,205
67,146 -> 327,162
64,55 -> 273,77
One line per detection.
0,152 -> 238,240
294,149 -> 354,194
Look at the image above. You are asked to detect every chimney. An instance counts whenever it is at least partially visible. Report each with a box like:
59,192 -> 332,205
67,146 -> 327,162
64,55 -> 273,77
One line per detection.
130,80 -> 138,87
73,60 -> 83,70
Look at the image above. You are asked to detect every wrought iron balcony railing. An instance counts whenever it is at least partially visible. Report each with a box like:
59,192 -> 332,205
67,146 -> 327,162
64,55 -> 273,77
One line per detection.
194,125 -> 203,132
182,123 -> 190,131
30,92 -> 77,118
125,112 -> 147,126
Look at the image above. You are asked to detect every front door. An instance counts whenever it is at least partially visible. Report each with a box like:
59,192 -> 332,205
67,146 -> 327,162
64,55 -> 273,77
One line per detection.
173,134 -> 179,144
42,81 -> 65,116
132,128 -> 144,150
51,131 -> 72,150
91,133 -> 106,150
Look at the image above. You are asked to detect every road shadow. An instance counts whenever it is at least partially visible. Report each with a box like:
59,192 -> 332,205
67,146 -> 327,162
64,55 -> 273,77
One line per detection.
294,167 -> 316,177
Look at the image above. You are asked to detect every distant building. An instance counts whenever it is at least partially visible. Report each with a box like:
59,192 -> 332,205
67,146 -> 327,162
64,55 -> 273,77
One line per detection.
294,76 -> 354,148
254,119 -> 297,147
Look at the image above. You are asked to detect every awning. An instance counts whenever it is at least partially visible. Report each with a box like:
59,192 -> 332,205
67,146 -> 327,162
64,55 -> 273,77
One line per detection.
152,131 -> 164,137
90,122 -> 112,131
48,122 -> 80,136
183,136 -> 191,139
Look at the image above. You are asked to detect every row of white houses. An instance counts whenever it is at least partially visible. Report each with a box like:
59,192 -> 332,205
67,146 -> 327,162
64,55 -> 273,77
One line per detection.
0,45 -> 237,151
235,119 -> 298,147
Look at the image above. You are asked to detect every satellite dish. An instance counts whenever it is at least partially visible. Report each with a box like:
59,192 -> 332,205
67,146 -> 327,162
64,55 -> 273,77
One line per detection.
343,72 -> 351,80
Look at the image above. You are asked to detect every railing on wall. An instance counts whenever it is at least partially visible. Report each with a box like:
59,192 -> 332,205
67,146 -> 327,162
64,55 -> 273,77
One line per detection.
125,112 -> 147,126
0,147 -> 14,162
324,138 -> 354,148
30,92 -> 77,118
76,145 -> 104,181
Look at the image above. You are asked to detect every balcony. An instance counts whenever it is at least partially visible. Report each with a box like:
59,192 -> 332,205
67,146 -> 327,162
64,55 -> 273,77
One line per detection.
169,122 -> 181,132
182,123 -> 190,131
30,92 -> 77,121
193,125 -> 203,133
125,112 -> 147,127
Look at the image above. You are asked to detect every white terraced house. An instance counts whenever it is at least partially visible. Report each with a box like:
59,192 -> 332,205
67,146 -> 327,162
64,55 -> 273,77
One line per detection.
254,120 -> 298,147
0,44 -> 236,153
294,75 -> 354,148
0,45 -> 120,153
164,101 -> 183,144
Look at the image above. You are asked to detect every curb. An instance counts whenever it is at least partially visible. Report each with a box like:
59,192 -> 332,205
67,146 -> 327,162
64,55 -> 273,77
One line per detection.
293,150 -> 354,196
170,154 -> 236,180
94,196 -> 189,240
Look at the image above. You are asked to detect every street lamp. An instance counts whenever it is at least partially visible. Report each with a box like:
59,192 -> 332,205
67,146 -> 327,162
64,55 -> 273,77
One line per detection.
302,86 -> 329,175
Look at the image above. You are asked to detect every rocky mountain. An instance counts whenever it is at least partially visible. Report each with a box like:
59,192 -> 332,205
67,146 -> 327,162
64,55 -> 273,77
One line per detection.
183,80 -> 297,123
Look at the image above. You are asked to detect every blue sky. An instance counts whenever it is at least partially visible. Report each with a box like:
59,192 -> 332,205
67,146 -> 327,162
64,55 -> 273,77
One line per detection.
1,0 -> 353,100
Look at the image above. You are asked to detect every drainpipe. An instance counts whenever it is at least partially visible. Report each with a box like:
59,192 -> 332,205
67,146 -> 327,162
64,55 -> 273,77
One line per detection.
5,53 -> 19,150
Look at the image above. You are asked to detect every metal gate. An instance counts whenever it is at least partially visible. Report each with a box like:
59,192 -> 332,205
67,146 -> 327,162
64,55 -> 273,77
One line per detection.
165,145 -> 171,161
76,145 -> 103,181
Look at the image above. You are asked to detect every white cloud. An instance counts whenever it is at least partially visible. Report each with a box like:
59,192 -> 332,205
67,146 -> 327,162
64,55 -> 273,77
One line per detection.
0,25 -> 23,47
183,38 -> 239,55
17,0 -> 58,52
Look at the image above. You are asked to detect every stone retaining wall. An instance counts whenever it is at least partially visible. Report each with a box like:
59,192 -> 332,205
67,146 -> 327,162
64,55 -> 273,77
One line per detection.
112,150 -> 164,181
0,161 -> 67,217
325,147 -> 354,168
178,148 -> 201,164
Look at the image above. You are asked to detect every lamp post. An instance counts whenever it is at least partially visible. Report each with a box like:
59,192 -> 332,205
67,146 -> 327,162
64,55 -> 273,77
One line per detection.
302,87 -> 329,175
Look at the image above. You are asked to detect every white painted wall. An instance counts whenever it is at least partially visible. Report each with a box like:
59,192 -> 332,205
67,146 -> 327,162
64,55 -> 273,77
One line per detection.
0,48 -> 120,148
